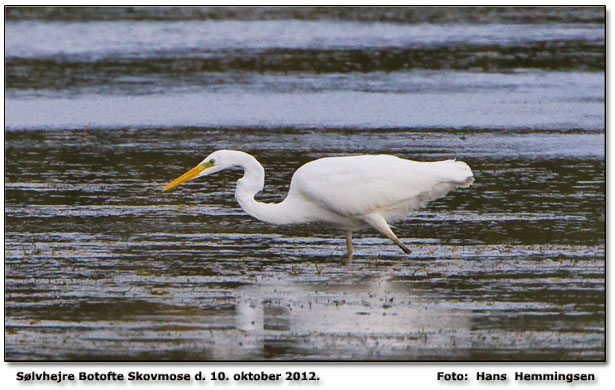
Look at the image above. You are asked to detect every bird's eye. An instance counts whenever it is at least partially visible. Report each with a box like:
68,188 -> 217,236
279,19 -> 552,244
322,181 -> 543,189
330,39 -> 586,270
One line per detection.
209,159 -> 215,165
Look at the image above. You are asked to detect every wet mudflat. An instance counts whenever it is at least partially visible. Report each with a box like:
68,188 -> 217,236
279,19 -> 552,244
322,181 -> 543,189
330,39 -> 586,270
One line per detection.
4,127 -> 605,361
4,7 -> 605,361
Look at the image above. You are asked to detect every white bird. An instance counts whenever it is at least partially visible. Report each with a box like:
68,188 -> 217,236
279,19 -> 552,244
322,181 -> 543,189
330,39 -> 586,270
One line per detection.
163,150 -> 473,259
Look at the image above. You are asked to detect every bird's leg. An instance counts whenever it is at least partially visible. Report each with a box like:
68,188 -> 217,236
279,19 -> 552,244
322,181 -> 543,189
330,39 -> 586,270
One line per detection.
345,231 -> 353,260
362,214 -> 411,254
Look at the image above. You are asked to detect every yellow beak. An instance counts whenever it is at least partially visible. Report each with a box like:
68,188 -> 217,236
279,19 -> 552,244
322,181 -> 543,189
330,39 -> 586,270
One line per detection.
162,161 -> 213,192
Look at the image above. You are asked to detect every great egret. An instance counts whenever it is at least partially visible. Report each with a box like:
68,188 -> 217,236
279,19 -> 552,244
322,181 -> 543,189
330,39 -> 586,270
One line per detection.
163,150 -> 473,258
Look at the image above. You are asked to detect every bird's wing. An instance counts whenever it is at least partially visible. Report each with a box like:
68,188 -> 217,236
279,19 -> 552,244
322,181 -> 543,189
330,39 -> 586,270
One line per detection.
289,155 -> 473,219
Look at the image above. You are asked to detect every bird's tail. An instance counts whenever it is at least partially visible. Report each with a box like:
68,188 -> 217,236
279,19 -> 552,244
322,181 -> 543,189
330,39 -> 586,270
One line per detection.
435,160 -> 474,188
453,160 -> 474,187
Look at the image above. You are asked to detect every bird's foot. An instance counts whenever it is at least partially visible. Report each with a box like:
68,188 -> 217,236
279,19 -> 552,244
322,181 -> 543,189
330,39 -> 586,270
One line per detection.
395,241 -> 411,254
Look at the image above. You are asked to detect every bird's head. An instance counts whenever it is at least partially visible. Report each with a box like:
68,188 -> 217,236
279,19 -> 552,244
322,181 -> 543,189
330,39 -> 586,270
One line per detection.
162,150 -> 229,192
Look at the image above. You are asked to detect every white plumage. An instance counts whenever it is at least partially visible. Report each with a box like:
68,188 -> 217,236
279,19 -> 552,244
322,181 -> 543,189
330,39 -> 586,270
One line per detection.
163,150 -> 473,258
291,155 -> 473,223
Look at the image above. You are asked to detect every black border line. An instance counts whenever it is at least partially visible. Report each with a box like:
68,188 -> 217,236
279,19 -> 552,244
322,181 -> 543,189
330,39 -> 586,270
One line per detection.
3,4 -> 608,363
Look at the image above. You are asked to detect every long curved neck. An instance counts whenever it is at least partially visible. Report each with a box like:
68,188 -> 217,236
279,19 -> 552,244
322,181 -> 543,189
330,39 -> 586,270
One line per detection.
231,152 -> 296,225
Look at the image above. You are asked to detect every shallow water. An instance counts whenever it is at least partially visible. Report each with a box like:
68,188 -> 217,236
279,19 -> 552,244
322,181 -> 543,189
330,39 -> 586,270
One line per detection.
4,7 -> 605,361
